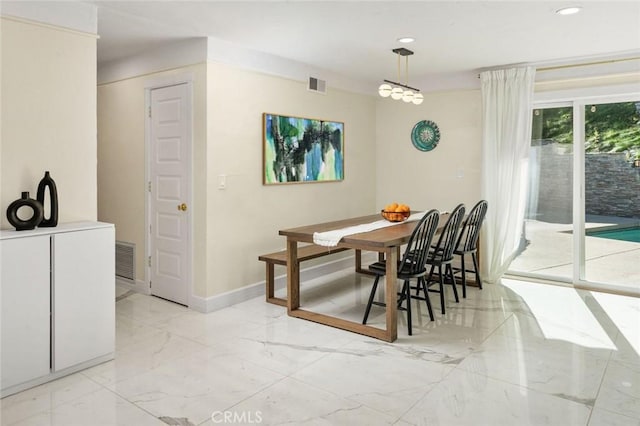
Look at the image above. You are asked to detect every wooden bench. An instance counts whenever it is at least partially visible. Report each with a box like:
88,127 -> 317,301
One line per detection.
259,245 -> 350,306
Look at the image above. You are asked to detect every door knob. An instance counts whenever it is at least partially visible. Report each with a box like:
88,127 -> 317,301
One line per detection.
178,203 -> 188,211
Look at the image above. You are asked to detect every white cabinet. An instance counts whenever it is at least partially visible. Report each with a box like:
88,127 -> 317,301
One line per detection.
0,235 -> 51,390
53,227 -> 115,371
0,222 -> 115,397
52,228 -> 115,371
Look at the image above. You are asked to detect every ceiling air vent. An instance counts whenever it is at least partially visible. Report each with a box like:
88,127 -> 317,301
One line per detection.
308,76 -> 327,94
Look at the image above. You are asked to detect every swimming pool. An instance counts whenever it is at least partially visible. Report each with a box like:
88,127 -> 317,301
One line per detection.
588,226 -> 640,243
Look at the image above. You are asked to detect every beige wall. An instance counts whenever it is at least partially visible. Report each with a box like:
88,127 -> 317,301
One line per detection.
97,59 -> 481,301
1,17 -> 97,228
97,60 -> 376,299
205,62 -> 377,296
96,57 -> 483,301
375,90 -> 482,214
97,64 -> 208,294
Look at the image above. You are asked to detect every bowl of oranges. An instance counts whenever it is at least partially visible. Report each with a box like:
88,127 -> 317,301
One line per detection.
381,203 -> 411,222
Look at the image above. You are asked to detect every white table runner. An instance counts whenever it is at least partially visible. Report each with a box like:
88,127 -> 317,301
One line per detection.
313,211 -> 426,247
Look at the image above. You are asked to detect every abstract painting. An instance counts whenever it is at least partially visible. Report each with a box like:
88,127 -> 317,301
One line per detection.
263,113 -> 344,184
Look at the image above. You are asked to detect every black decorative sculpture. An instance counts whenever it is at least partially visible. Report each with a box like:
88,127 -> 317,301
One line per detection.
37,171 -> 58,227
6,192 -> 44,231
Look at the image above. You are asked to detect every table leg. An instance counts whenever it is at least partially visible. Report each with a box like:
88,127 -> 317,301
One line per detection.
384,247 -> 398,342
286,239 -> 299,311
284,239 -> 397,342
356,249 -> 378,276
355,249 -> 362,272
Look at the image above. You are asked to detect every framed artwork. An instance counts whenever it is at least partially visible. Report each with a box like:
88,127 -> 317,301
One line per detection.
263,113 -> 344,184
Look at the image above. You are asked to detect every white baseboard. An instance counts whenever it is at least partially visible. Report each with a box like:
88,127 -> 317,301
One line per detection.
116,277 -> 150,295
189,253 -> 376,313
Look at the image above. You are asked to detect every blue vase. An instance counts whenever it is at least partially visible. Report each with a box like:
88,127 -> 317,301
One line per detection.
6,192 -> 44,231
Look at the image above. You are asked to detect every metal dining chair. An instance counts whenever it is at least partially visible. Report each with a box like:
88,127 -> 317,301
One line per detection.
416,204 -> 466,315
361,209 -> 440,335
453,200 -> 488,298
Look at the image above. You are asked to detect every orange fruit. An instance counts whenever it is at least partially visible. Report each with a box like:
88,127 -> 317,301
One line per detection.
383,203 -> 411,221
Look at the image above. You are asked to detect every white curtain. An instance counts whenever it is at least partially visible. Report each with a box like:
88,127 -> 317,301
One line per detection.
480,67 -> 536,283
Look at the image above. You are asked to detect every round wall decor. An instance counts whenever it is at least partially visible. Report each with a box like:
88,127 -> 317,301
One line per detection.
411,120 -> 440,151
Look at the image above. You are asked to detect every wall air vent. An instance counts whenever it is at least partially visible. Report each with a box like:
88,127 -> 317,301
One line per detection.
308,76 -> 327,94
115,241 -> 135,282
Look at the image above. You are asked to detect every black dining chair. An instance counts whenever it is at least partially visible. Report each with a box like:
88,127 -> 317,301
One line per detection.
362,209 -> 440,335
416,203 -> 466,315
453,200 -> 488,298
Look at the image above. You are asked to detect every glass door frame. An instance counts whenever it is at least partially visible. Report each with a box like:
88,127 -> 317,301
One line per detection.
511,100 -> 575,286
510,91 -> 640,297
573,103 -> 585,284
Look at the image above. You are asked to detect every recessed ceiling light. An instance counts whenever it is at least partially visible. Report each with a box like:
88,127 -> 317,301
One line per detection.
397,37 -> 415,43
556,6 -> 582,15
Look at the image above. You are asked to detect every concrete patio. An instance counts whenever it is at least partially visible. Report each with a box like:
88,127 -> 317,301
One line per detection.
509,216 -> 640,289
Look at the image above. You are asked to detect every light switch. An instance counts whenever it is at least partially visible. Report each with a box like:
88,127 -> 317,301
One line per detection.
456,169 -> 465,179
218,174 -> 226,189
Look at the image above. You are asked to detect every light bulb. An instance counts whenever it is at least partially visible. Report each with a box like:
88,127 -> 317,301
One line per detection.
556,6 -> 581,15
402,90 -> 414,103
412,93 -> 424,105
378,83 -> 392,98
390,87 -> 404,100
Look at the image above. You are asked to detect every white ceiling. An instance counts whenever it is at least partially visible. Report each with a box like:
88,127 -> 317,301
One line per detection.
93,1 -> 640,85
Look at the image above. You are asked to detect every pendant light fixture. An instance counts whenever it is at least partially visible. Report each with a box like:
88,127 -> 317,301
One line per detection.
378,48 -> 424,105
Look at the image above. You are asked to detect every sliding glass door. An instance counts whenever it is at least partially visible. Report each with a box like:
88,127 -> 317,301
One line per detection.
583,101 -> 640,288
510,105 -> 574,280
510,98 -> 640,293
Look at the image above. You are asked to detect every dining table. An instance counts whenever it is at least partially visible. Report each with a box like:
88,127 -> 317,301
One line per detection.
279,212 -> 450,342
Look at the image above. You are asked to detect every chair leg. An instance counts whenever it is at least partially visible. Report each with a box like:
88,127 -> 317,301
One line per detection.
397,286 -> 405,309
472,252 -> 483,289
424,264 -> 441,314
403,280 -> 412,335
460,254 -> 467,298
416,261 -> 436,297
362,275 -> 381,325
425,264 -> 436,288
448,264 -> 459,303
420,277 -> 434,321
438,265 -> 445,315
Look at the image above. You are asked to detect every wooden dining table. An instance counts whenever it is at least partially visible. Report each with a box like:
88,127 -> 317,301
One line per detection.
279,212 -> 449,342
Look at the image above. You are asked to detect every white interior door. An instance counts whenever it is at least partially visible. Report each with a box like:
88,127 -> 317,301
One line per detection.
149,83 -> 191,305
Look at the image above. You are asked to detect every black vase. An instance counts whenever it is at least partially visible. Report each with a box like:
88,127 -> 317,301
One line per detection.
6,192 -> 44,231
37,171 -> 58,227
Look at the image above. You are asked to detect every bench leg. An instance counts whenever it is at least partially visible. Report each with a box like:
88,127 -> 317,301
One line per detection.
265,262 -> 287,306
266,262 -> 274,300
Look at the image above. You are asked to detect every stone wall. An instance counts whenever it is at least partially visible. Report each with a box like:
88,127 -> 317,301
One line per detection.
586,152 -> 640,218
528,143 -> 640,222
528,143 -> 573,223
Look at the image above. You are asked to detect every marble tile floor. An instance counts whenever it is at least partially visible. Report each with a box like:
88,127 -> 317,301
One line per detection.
2,271 -> 639,426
